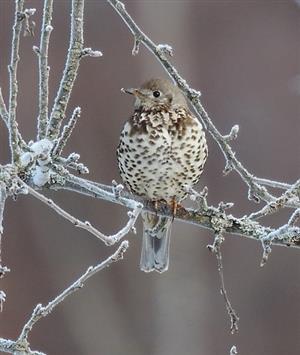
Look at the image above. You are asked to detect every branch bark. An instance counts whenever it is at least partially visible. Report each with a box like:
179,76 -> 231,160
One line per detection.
50,174 -> 300,250
8,0 -> 25,163
37,0 -> 54,140
47,0 -> 84,139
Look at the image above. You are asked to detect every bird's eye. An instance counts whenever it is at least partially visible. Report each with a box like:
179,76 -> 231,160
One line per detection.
153,90 -> 160,98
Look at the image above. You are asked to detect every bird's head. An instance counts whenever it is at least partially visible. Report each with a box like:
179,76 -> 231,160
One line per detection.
122,78 -> 188,110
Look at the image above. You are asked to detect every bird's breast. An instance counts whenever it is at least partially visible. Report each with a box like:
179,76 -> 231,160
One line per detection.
117,110 -> 208,202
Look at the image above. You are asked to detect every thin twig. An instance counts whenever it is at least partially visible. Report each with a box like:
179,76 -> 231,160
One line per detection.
249,179 -> 300,220
52,107 -> 81,156
8,0 -> 25,163
253,177 -> 292,190
208,234 -> 239,334
0,88 -> 27,150
37,0 -> 54,139
23,178 -> 142,246
47,0 -> 84,139
0,88 -> 9,125
0,183 -> 7,261
288,208 -> 300,226
16,241 -> 128,351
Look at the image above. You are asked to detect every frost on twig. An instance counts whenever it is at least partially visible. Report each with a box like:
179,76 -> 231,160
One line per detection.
20,139 -> 53,187
157,44 -> 173,57
81,47 -> 103,57
208,233 -> 239,334
52,107 -> 81,157
260,208 -> 300,266
0,183 -> 9,312
223,124 -> 239,142
47,0 -> 85,139
0,88 -> 9,125
0,291 -> 6,312
249,179 -> 300,220
37,0 -> 54,140
8,0 -> 25,163
112,179 -> 124,199
56,155 -> 89,175
230,345 -> 238,355
23,179 -> 142,246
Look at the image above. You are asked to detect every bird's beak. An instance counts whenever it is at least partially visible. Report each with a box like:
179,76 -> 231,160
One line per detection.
121,87 -> 137,95
121,88 -> 145,98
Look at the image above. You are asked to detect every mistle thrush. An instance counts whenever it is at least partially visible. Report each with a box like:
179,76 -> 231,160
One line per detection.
117,78 -> 208,273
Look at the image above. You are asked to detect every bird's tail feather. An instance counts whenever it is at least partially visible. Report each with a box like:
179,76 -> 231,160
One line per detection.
140,212 -> 172,273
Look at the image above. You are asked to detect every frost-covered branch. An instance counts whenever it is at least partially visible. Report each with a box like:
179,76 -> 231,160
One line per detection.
23,178 -> 142,246
46,0 -> 84,139
37,0 -> 53,139
8,0 -> 26,163
0,88 -> 9,125
51,174 -> 300,250
208,234 -> 239,334
249,179 -> 300,220
52,106 -> 81,156
0,241 -> 129,355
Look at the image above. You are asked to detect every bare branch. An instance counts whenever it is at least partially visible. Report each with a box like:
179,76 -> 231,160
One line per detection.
0,183 -> 6,236
0,88 -> 27,150
0,338 -> 45,355
288,208 -> 300,226
47,0 -> 85,139
15,241 -> 129,352
50,174 -> 300,249
249,179 -> 300,220
252,177 -> 292,190
23,179 -> 142,246
37,0 -> 54,140
52,106 -> 81,156
8,0 -> 25,163
208,234 -> 239,334
0,88 -> 9,125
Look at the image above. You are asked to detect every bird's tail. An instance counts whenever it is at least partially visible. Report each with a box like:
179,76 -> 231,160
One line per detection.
140,211 -> 172,273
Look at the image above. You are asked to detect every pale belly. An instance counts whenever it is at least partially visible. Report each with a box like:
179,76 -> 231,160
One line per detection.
117,119 -> 207,202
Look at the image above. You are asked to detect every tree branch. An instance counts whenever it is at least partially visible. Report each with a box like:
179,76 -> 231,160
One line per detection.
37,0 -> 54,140
8,0 -> 25,163
49,174 -> 300,250
47,0 -> 84,139
52,106 -> 81,156
23,178 -> 142,246
0,88 -> 9,125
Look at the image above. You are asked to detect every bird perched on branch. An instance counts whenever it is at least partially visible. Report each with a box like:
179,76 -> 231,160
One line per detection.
117,78 -> 208,273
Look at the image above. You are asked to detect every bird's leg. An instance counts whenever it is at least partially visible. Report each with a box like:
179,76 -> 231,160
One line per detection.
171,197 -> 179,222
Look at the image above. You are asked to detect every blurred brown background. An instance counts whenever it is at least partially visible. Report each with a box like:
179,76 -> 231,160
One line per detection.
0,1 -> 299,354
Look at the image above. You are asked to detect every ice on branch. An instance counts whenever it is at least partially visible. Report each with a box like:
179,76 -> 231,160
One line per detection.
224,124 -> 239,142
157,44 -> 173,57
81,47 -> 103,57
230,345 -> 238,355
0,291 -> 6,312
20,139 -> 53,187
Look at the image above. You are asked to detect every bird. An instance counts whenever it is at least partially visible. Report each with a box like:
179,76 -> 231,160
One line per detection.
117,78 -> 208,273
